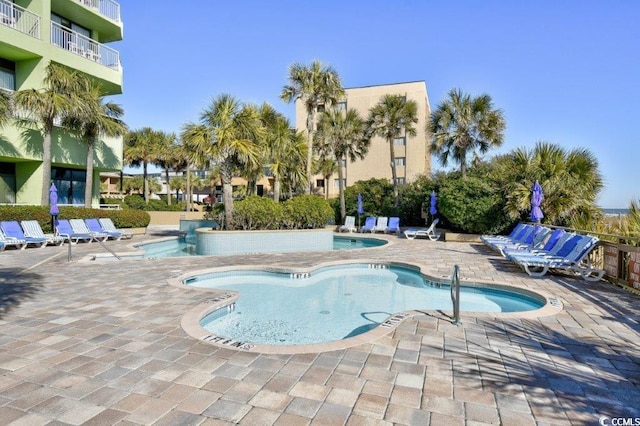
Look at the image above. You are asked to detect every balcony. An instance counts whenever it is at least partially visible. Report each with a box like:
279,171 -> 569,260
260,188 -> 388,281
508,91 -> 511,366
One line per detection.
0,0 -> 40,38
76,0 -> 120,23
51,22 -> 120,71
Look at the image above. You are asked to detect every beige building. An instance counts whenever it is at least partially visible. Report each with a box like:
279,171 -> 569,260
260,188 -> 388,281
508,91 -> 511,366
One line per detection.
295,81 -> 431,198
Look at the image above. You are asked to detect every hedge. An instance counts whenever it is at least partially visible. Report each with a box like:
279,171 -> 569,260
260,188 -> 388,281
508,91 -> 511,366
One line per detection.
0,206 -> 150,233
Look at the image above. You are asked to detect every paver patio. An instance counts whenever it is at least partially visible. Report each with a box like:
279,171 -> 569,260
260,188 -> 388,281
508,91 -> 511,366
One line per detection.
0,227 -> 638,425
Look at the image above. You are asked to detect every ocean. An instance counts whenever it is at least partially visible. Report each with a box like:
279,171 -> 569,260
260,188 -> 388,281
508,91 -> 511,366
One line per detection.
603,208 -> 630,216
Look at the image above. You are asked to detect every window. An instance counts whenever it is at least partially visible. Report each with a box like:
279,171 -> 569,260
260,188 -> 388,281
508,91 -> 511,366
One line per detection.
52,167 -> 86,205
334,178 -> 346,188
395,177 -> 405,185
0,162 -> 16,204
316,179 -> 325,188
395,157 -> 406,166
393,137 -> 406,146
335,101 -> 347,112
0,58 -> 15,91
341,159 -> 347,168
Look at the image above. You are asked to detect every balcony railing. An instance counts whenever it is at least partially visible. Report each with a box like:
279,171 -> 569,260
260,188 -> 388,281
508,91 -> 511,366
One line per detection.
76,0 -> 121,23
51,22 -> 120,71
0,0 -> 40,38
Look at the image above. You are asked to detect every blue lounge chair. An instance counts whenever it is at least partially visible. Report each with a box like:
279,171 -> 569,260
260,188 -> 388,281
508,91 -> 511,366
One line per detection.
480,223 -> 527,244
85,218 -> 123,240
0,227 -> 27,250
361,216 -> 376,233
495,226 -> 552,255
502,228 -> 565,258
98,218 -> 133,240
482,224 -> 537,251
21,220 -> 66,246
0,220 -> 45,249
69,219 -> 108,242
385,217 -> 400,234
339,216 -> 357,233
403,218 -> 441,241
55,219 -> 93,244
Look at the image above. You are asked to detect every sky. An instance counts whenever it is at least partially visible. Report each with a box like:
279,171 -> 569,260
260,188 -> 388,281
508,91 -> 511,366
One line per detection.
114,0 -> 639,209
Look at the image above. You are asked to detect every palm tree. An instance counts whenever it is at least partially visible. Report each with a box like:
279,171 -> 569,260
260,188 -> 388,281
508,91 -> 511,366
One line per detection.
13,62 -> 82,205
63,77 -> 126,208
0,89 -> 12,128
316,108 -> 370,220
124,127 -> 163,203
430,88 -> 506,178
366,94 -> 418,207
313,157 -> 338,199
154,132 -> 184,205
280,60 -> 345,194
181,94 -> 262,229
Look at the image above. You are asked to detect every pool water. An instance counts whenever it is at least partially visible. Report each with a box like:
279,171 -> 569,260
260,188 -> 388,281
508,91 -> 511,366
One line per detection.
191,264 -> 544,345
140,235 -> 386,258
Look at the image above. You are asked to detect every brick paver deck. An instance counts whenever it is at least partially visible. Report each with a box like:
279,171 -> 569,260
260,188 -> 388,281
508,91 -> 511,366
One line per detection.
0,228 -> 638,425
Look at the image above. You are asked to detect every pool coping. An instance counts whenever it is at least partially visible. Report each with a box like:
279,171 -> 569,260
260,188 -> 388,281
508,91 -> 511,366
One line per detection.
171,259 -> 563,354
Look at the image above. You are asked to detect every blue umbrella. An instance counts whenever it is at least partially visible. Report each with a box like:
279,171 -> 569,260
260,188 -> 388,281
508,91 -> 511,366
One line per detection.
429,191 -> 438,216
357,194 -> 364,229
530,180 -> 544,223
49,183 -> 59,233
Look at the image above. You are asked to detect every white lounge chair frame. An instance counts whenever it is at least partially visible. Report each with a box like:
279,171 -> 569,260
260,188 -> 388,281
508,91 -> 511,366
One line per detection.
403,219 -> 441,241
339,216 -> 357,233
372,217 -> 388,233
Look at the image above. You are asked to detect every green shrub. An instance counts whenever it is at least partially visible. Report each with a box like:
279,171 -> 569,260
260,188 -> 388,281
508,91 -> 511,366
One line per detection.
283,195 -> 333,229
232,196 -> 283,230
335,179 -> 395,223
0,205 -> 150,233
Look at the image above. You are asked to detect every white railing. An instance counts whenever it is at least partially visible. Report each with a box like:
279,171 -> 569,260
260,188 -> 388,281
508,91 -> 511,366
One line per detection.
51,22 -> 120,71
77,0 -> 121,23
0,0 -> 40,38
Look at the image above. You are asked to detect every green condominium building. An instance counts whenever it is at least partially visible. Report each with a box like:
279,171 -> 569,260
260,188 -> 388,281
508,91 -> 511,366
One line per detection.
0,0 -> 122,206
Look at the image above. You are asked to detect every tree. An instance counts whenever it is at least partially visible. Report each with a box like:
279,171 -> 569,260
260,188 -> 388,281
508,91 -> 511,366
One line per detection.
493,142 -> 603,225
154,132 -> 184,206
430,88 -> 506,178
124,127 -> 163,203
14,62 -> 82,205
280,60 -> 345,194
181,94 -> 262,229
313,157 -> 338,200
366,94 -> 418,207
316,108 -> 370,221
63,77 -> 126,208
0,89 -> 11,129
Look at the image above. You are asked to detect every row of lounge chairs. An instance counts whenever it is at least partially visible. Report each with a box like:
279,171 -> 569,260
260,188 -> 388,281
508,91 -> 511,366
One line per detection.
481,223 -> 604,281
0,218 -> 132,251
338,216 -> 442,240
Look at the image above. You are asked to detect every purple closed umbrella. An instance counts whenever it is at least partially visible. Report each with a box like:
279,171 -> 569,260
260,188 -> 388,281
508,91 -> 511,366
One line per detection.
530,180 -> 544,223
357,194 -> 364,229
429,191 -> 437,216
49,183 -> 59,233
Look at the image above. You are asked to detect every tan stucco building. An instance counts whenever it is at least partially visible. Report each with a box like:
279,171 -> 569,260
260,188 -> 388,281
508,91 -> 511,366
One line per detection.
295,81 -> 431,198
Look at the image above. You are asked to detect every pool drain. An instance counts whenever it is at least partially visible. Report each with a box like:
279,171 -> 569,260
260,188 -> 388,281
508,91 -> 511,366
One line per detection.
320,310 -> 330,315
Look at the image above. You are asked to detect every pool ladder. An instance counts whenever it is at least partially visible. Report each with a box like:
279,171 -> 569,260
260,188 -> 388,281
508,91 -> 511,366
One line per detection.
450,265 -> 462,326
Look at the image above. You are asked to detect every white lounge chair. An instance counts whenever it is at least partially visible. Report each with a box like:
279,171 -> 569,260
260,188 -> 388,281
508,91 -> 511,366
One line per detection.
55,219 -> 94,244
403,219 -> 441,241
339,216 -> 357,233
69,219 -> 109,242
98,218 -> 133,239
372,217 -> 388,233
20,220 -> 65,246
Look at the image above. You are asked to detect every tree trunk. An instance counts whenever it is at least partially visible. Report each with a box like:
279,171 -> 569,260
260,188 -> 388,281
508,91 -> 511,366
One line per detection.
338,158 -> 346,222
186,164 -> 191,211
165,166 -> 171,205
84,139 -> 94,208
389,136 -> 399,206
143,162 -> 149,202
41,128 -> 53,205
305,107 -> 316,194
222,176 -> 234,229
273,178 -> 281,202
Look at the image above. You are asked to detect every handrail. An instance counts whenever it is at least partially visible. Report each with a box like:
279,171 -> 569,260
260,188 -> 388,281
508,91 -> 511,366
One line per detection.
450,265 -> 462,326
0,0 -> 40,38
66,238 -> 122,261
50,22 -> 121,71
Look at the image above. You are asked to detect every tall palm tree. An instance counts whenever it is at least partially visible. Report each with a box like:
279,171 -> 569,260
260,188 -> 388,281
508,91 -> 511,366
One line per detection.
124,127 -> 164,203
366,94 -> 418,207
63,77 -> 126,208
430,88 -> 506,178
316,108 -> 370,221
13,62 -> 82,205
0,89 -> 12,128
154,132 -> 184,205
280,60 -> 345,194
181,94 -> 262,229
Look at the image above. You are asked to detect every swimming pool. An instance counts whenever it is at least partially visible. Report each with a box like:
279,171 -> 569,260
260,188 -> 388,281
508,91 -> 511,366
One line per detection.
139,235 -> 386,258
184,263 -> 546,346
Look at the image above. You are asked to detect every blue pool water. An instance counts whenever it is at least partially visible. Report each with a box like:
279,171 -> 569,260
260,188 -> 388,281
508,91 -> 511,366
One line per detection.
139,235 -> 386,258
190,264 -> 544,345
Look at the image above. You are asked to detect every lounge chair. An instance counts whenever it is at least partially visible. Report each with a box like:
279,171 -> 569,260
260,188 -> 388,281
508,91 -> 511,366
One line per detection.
373,217 -> 388,233
85,218 -> 124,240
403,218 -> 441,241
21,220 -> 66,246
55,219 -> 94,244
482,224 -> 537,251
481,223 -> 526,243
490,226 -> 551,254
507,234 -> 604,281
98,218 -> 133,240
385,217 -> 400,234
0,220 -> 46,249
69,219 -> 109,242
361,216 -> 376,233
0,225 -> 27,250
501,228 -> 565,258
339,216 -> 357,233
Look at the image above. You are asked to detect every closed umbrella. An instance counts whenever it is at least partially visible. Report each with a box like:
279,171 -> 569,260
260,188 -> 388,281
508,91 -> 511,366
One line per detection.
530,180 -> 544,223
49,183 -> 59,234
429,191 -> 437,220
357,193 -> 364,229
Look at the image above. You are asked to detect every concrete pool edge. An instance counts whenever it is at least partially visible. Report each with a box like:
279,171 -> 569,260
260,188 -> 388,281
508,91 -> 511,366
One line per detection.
172,259 -> 563,354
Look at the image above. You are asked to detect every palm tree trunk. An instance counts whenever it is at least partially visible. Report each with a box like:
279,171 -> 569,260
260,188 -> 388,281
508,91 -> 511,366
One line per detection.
388,137 -> 399,206
273,178 -> 281,202
186,164 -> 191,211
221,167 -> 234,229
165,167 -> 171,205
305,107 -> 316,194
143,162 -> 149,203
84,139 -> 95,208
338,160 -> 346,222
41,129 -> 53,205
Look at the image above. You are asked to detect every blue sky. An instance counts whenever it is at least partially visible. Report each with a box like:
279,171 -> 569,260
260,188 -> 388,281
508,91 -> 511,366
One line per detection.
115,1 -> 639,208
